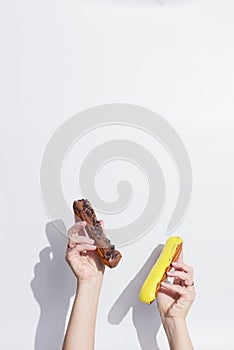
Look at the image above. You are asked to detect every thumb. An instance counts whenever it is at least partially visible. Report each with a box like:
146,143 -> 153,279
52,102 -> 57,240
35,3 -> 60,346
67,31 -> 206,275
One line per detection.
177,248 -> 183,262
99,219 -> 105,230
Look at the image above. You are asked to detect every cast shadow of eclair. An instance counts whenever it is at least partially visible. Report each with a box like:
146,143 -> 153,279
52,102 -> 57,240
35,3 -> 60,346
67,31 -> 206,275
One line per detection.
108,244 -> 164,350
31,220 -> 76,350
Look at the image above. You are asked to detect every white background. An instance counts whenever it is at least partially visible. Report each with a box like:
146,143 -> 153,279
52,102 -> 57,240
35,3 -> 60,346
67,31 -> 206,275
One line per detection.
1,0 -> 234,349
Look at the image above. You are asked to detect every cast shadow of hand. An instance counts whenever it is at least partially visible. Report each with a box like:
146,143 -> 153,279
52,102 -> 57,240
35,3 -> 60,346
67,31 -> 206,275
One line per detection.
108,244 -> 164,350
31,220 -> 76,350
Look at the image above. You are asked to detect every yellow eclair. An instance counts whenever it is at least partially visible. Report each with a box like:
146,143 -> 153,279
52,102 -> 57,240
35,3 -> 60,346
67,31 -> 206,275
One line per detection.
139,236 -> 183,304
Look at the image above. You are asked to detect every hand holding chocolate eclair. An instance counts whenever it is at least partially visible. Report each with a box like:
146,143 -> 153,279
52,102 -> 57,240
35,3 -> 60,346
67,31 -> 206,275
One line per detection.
73,199 -> 122,268
65,220 -> 105,283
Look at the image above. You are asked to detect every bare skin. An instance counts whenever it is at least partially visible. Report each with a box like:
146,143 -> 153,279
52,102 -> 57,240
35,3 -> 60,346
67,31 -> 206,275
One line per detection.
62,221 -> 195,350
62,220 -> 105,350
157,253 -> 195,350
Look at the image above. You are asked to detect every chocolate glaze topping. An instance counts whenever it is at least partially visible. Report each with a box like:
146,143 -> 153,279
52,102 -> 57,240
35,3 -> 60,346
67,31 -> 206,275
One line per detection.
73,199 -> 122,268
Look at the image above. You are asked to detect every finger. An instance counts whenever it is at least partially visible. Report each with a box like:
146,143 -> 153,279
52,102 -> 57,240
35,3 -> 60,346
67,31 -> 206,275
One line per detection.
68,221 -> 87,237
74,243 -> 97,252
73,220 -> 87,230
167,270 -> 193,287
75,220 -> 87,229
67,239 -> 77,249
67,222 -> 88,245
176,249 -> 183,262
172,261 -> 193,275
172,276 -> 183,286
158,284 -> 179,300
68,236 -> 94,245
67,242 -> 97,254
160,281 -> 188,296
75,221 -> 88,237
99,219 -> 105,231
67,238 -> 95,250
159,282 -> 195,303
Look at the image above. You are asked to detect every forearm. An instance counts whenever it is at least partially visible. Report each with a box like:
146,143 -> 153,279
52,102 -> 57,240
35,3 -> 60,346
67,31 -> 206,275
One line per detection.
162,318 -> 194,350
62,278 -> 102,350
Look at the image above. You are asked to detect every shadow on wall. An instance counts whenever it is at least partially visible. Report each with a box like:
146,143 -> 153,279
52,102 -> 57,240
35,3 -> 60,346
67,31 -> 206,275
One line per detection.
31,222 -> 164,350
108,244 -> 164,350
31,220 -> 76,350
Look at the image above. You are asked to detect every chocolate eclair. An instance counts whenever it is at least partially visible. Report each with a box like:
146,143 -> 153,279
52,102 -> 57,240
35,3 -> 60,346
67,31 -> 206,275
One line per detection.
73,199 -> 122,268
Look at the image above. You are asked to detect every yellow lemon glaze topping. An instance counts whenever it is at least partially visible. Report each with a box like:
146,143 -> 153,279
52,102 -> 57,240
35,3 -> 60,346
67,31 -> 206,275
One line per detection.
139,236 -> 183,304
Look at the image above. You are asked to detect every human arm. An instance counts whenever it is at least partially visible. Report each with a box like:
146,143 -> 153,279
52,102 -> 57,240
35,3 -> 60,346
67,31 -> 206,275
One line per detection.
62,221 -> 105,350
157,253 -> 195,350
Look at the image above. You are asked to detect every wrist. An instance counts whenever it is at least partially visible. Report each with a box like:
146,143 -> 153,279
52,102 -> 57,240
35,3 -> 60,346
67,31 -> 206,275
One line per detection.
162,318 -> 193,350
76,276 -> 103,292
74,278 -> 103,312
162,316 -> 187,331
162,317 -> 187,343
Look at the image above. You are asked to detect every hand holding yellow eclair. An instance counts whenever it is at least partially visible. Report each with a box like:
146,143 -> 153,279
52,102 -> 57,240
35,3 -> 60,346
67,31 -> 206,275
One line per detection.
139,236 -> 183,304
157,252 -> 195,350
139,236 -> 195,350
157,257 -> 195,321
